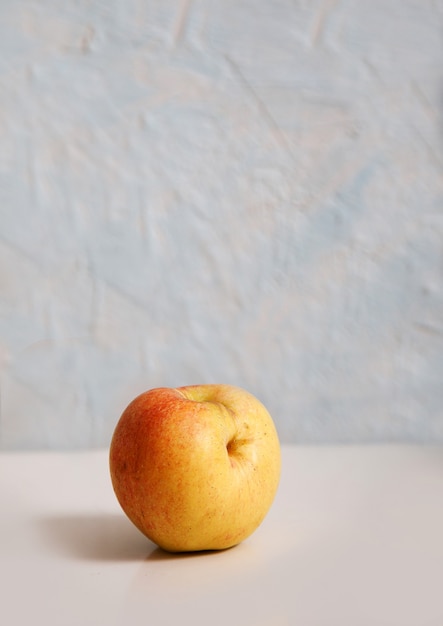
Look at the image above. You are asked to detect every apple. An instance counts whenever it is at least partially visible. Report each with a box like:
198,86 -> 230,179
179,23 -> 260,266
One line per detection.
109,384 -> 281,552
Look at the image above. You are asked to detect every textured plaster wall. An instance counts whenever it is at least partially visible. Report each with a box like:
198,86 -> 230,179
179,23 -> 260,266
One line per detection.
1,0 -> 442,449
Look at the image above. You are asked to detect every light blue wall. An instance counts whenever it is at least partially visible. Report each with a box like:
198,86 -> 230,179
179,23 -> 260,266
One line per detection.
1,1 -> 442,449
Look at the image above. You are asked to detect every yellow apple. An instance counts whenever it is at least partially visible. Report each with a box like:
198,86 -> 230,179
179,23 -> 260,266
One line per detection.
109,384 -> 281,552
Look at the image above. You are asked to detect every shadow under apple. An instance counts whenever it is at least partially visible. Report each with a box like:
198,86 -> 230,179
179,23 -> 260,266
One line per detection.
37,512 -> 156,561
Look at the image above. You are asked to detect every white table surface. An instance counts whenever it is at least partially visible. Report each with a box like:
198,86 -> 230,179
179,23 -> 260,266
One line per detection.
1,445 -> 443,626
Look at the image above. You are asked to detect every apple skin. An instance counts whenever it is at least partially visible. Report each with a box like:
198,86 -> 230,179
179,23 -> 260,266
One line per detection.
109,384 -> 281,552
